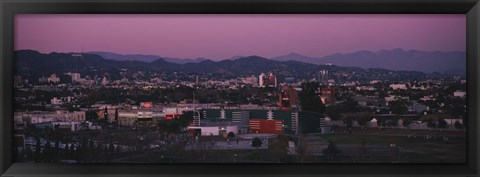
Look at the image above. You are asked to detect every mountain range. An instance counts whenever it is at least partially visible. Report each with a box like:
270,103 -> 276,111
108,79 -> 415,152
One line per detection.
272,48 -> 465,74
88,48 -> 465,74
86,51 -> 208,64
15,49 -> 465,84
15,50 -> 319,77
14,49 -> 466,82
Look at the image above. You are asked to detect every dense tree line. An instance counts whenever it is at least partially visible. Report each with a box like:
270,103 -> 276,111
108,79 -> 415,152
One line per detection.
30,135 -> 123,163
74,86 -> 278,107
298,82 -> 325,114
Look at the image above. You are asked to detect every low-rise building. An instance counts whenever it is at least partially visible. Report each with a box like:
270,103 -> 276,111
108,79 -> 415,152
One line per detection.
117,109 -> 165,126
47,74 -> 60,83
453,91 -> 466,97
390,83 -> 407,90
20,111 -> 86,124
51,97 -> 63,105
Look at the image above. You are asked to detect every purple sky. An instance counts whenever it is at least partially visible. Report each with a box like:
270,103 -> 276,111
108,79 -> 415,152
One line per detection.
15,14 -> 465,60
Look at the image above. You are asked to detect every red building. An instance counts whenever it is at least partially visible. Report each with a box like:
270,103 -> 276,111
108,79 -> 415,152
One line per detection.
278,86 -> 297,110
266,73 -> 277,87
249,119 -> 283,134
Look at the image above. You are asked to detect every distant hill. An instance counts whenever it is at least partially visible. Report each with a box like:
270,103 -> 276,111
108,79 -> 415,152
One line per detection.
15,50 -> 123,74
181,55 -> 320,76
271,48 -> 466,74
87,51 -> 208,64
15,50 -> 460,83
16,50 -> 315,76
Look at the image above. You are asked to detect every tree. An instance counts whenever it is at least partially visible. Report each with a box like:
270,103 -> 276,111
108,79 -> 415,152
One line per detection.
86,110 -> 99,121
438,118 -> 448,129
454,120 -> 463,129
34,137 -> 42,163
24,143 -> 34,162
296,135 -> 309,163
325,105 -> 342,120
158,111 -> 194,136
323,141 -> 341,160
227,132 -> 235,138
268,135 -> 289,162
389,99 -> 409,115
178,111 -> 194,128
386,119 -> 398,127
104,106 -> 109,124
103,145 -> 109,162
426,119 -> 436,128
402,119 -> 412,129
86,138 -> 95,162
299,82 -> 325,114
376,118 -> 383,129
109,143 -> 115,154
341,96 -> 361,113
251,137 -> 263,149
166,119 -> 182,135
53,140 -> 60,162
94,144 -> 104,162
355,141 -> 368,162
115,145 -> 121,153
64,141 -> 70,158
53,124 -> 60,133
357,112 -> 372,131
43,141 -> 52,163
344,117 -> 353,134
114,108 -> 119,125
69,144 -> 76,160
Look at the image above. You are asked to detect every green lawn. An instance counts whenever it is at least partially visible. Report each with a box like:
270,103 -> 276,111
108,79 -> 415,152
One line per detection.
115,134 -> 466,163
318,134 -> 466,163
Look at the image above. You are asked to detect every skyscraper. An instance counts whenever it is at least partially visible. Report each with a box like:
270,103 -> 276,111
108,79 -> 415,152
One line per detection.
267,73 -> 277,87
259,73 -> 266,87
317,70 -> 328,85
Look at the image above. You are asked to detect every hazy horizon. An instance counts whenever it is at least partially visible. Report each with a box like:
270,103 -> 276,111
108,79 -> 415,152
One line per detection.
15,14 -> 466,60
15,48 -> 467,61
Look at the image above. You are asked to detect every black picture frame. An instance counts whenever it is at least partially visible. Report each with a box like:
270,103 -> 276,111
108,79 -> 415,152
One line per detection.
1,0 -> 479,176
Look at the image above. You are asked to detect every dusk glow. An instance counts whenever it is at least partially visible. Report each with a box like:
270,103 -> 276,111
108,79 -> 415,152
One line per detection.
15,14 -> 465,60
14,14 -> 468,165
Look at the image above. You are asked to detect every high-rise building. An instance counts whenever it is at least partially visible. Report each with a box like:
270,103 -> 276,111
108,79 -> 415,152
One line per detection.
259,72 -> 277,87
258,73 -> 266,87
317,70 -> 328,85
267,73 -> 277,87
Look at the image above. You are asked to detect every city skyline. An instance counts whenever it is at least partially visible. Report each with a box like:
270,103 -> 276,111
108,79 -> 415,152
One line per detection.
15,14 -> 465,60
